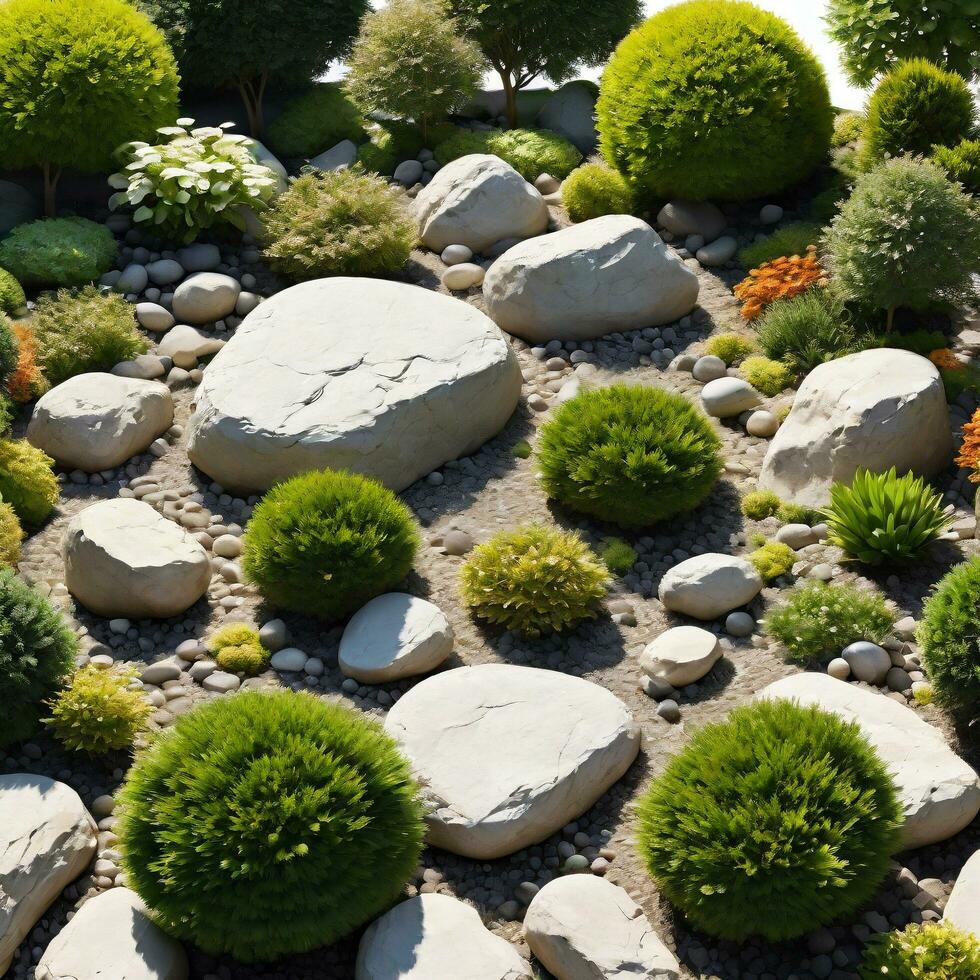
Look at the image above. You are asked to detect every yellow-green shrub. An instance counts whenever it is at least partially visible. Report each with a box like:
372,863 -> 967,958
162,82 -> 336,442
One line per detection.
209,623 -> 269,676
562,163 -> 633,222
0,439 -> 59,525
0,500 -> 23,567
741,355 -> 792,396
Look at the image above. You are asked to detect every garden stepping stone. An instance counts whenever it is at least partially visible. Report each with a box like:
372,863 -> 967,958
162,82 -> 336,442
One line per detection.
339,592 -> 453,683
523,875 -> 681,980
171,271 -> 240,324
639,625 -> 722,687
415,154 -> 549,252
27,373 -> 173,472
63,498 -> 211,619
656,199 -> 725,242
756,673 -> 980,849
944,848 -> 980,936
35,887 -> 188,980
0,775 -> 97,976
482,215 -> 699,343
384,664 -> 640,859
186,278 -> 522,494
659,553 -> 763,620
356,893 -> 532,980
759,349 -> 952,507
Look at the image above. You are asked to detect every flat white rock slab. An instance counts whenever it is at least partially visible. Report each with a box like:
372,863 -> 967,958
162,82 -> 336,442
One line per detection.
356,893 -> 531,979
385,664 -> 640,859
757,673 -> 980,850
524,875 -> 681,980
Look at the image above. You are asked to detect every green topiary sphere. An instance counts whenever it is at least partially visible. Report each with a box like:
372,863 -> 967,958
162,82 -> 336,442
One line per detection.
917,556 -> 980,711
861,59 -> 976,168
637,699 -> 902,942
859,922 -> 980,979
117,690 -> 425,961
537,384 -> 721,528
266,84 -> 367,159
242,469 -> 419,620
597,0 -> 833,202
0,568 -> 78,746
0,268 -> 25,314
561,162 -> 633,222
460,524 -> 609,637
0,438 -> 59,526
0,218 -> 117,289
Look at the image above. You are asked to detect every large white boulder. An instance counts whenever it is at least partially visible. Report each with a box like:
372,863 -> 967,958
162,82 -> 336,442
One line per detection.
524,875 -> 681,980
415,154 -> 549,252
27,374 -> 173,472
186,278 -> 521,494
759,349 -> 952,507
384,664 -> 640,859
35,888 -> 188,980
356,894 -> 532,980
339,593 -> 453,683
639,625 -> 722,687
944,848 -> 980,937
0,775 -> 97,976
482,216 -> 699,343
658,554 -> 763,620
63,498 -> 211,619
757,673 -> 980,850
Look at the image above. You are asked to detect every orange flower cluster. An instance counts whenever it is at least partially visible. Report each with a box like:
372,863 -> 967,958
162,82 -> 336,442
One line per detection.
956,407 -> 980,483
928,348 -> 962,371
6,323 -> 45,403
734,251 -> 826,320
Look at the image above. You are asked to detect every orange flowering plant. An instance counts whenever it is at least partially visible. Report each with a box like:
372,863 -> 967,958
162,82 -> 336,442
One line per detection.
956,407 -> 980,484
6,323 -> 46,403
733,250 -> 827,321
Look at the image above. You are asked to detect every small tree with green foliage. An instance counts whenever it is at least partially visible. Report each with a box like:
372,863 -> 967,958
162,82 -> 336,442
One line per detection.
345,0 -> 484,145
826,0 -> 980,88
139,0 -> 370,137
448,0 -> 642,128
0,0 -> 178,216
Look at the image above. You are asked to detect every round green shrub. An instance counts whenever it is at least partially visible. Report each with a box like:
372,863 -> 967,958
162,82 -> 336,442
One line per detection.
754,290 -> 856,375
749,540 -> 795,582
0,218 -> 117,289
0,499 -> 23,567
46,664 -> 151,754
704,333 -> 756,366
0,568 -> 78,746
434,127 -> 583,180
860,922 -> 980,979
933,138 -> 980,195
561,162 -> 633,222
917,557 -> 980,712
242,469 -> 419,620
0,438 -> 59,526
637,699 -> 901,942
460,525 -> 608,637
262,170 -> 417,280
861,59 -> 976,168
832,111 -> 865,148
208,623 -> 269,676
267,84 -> 367,159
117,690 -> 425,961
597,0 -> 833,202
738,223 -> 823,270
741,489 -> 781,520
740,355 -> 792,396
0,268 -> 25,314
30,286 -> 147,386
538,384 -> 721,528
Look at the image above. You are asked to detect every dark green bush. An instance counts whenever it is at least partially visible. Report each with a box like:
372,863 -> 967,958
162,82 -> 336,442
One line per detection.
764,582 -> 895,664
824,467 -> 950,565
597,0 -> 833,202
266,84 -> 366,159
755,291 -> 857,374
0,268 -> 25,314
357,120 -> 427,176
861,59 -> 975,168
917,557 -> 980,711
117,690 -> 424,960
562,162 -> 633,221
933,138 -> 980,195
0,568 -> 77,746
537,384 -> 721,528
434,127 -> 583,179
738,223 -> 823,270
860,922 -> 980,980
242,469 -> 420,620
30,286 -> 147,385
0,439 -> 59,525
0,218 -> 117,289
262,170 -> 417,279
637,699 -> 901,941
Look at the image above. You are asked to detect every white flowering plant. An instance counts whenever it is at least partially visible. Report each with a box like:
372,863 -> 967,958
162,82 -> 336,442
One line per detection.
108,118 -> 278,244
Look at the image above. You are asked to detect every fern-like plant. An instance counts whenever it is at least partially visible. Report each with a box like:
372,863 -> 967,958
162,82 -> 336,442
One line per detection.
460,525 -> 608,637
208,623 -> 269,676
860,922 -> 980,980
823,467 -> 951,565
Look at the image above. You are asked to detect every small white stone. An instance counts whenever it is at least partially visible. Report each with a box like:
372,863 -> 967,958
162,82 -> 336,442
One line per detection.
639,625 -> 721,686
270,647 -> 308,672
441,262 -> 485,291
440,244 -> 473,265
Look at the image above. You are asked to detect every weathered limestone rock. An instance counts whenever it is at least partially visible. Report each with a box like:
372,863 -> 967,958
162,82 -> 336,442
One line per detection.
944,848 -> 980,937
659,554 -> 763,620
186,278 -> 522,494
639,625 -> 722,686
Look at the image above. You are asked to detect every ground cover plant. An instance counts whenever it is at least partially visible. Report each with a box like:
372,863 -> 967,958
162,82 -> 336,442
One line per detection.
738,223 -> 823,270
860,922 -> 980,979
0,498 -> 23,567
460,525 -> 608,636
734,253 -> 825,321
537,384 -> 721,528
117,691 -> 425,961
754,290 -> 857,374
0,218 -> 117,290
740,355 -> 792,396
749,540 -> 796,581
208,624 -> 269,676
0,269 -> 25,315
704,333 -> 756,366
434,128 -> 582,180
637,699 -> 901,942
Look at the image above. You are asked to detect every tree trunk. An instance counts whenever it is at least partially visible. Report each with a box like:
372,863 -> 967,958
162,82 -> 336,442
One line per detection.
238,73 -> 268,139
885,305 -> 896,332
41,162 -> 60,218
500,70 -> 518,129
